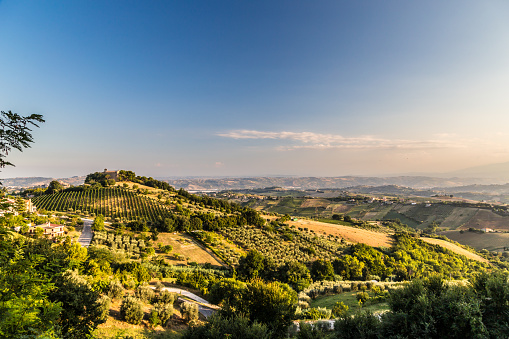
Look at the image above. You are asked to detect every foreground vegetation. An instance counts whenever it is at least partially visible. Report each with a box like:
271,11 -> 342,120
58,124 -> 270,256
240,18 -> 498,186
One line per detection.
0,169 -> 503,338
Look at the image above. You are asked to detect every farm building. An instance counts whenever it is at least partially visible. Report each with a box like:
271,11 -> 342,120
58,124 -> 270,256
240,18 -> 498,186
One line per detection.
29,222 -> 65,238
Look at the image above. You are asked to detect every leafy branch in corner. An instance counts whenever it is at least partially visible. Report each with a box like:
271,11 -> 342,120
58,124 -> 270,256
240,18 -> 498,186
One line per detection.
0,110 -> 45,168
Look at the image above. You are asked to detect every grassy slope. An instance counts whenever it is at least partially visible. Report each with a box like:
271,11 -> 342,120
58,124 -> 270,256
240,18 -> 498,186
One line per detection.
310,291 -> 389,316
419,237 -> 488,263
153,233 -> 225,267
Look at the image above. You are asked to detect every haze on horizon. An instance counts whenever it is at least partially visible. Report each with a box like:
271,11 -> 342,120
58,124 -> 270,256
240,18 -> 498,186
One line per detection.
1,1 -> 509,179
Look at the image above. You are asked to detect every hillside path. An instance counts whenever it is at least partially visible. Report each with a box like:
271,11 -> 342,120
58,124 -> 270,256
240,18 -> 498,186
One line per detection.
77,218 -> 93,247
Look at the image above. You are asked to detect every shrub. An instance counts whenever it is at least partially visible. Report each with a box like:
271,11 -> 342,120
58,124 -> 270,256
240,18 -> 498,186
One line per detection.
181,302 -> 199,323
332,301 -> 349,318
333,285 -> 343,294
182,314 -> 270,339
300,307 -> 331,320
154,302 -> 174,326
97,295 -> 111,322
155,281 -> 164,294
120,296 -> 144,325
159,290 -> 178,304
108,280 -> 125,300
148,309 -> 160,327
356,291 -> 369,303
135,283 -> 155,303
333,310 -> 381,338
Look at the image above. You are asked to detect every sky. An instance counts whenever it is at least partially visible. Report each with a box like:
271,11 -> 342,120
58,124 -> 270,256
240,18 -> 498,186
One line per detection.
1,0 -> 509,179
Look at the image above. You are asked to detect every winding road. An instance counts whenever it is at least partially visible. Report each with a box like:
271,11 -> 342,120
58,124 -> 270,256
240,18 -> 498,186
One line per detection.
77,219 -> 216,317
77,218 -> 93,247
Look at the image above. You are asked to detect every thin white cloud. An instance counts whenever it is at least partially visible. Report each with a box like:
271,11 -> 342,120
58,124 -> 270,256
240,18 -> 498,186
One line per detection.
218,130 -> 463,150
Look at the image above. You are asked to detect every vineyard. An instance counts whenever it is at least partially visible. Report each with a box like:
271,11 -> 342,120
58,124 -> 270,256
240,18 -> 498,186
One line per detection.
32,187 -> 172,222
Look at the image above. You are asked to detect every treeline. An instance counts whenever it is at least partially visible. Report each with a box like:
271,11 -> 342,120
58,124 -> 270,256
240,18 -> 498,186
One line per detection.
334,233 -> 489,281
85,170 -> 175,192
115,208 -> 265,233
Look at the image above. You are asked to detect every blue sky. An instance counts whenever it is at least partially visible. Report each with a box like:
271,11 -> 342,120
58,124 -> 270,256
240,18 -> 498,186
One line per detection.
1,1 -> 509,178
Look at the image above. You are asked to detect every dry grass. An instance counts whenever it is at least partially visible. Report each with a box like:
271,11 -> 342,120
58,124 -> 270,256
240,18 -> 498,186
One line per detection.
286,219 -> 393,247
420,237 -> 489,263
154,233 -> 225,266
94,296 -> 188,338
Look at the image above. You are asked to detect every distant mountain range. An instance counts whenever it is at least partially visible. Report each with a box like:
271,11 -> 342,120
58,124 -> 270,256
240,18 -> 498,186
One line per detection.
3,159 -> 509,192
157,162 -> 509,191
160,176 -> 503,191
442,161 -> 509,180
0,176 -> 85,188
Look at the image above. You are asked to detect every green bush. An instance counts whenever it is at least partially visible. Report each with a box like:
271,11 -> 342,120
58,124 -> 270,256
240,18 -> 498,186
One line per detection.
181,302 -> 199,323
356,291 -> 369,303
155,281 -> 164,294
371,285 -> 382,296
182,314 -> 270,339
154,302 -> 174,326
97,295 -> 111,322
120,296 -> 144,325
108,280 -> 125,300
299,307 -> 331,320
159,290 -> 178,304
332,301 -> 349,318
135,283 -> 155,303
148,309 -> 160,327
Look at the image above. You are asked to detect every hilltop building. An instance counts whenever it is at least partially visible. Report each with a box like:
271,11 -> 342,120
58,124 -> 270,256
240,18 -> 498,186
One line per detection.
103,168 -> 120,181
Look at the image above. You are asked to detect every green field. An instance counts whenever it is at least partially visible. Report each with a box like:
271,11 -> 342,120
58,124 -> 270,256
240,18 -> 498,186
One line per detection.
439,207 -> 478,230
310,291 -> 390,316
442,230 -> 509,252
383,210 -> 420,228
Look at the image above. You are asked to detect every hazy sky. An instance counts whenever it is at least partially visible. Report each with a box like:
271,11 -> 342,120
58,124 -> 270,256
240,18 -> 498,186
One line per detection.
1,1 -> 509,178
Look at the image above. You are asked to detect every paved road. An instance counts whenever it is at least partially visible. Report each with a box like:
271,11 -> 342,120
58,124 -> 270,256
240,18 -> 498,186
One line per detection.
151,286 -> 218,318
77,218 -> 93,247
